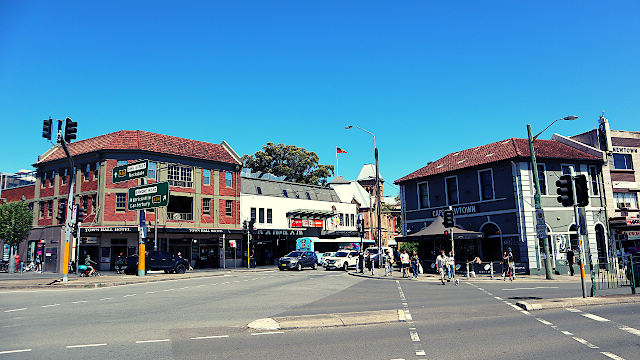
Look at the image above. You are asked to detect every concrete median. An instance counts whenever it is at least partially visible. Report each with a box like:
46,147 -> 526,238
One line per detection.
248,309 -> 406,330
516,294 -> 640,311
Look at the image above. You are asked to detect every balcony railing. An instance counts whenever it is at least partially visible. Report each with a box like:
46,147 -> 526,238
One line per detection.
167,212 -> 193,221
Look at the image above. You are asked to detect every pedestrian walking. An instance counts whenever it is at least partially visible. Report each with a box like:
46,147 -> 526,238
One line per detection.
410,251 -> 420,279
447,251 -> 455,281
400,250 -> 410,278
436,250 -> 448,285
384,250 -> 393,276
505,248 -> 515,281
358,251 -> 364,273
567,248 -> 575,276
502,251 -> 509,280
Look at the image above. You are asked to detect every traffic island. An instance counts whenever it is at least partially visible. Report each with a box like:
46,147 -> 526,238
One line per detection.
516,294 -> 640,311
247,309 -> 405,330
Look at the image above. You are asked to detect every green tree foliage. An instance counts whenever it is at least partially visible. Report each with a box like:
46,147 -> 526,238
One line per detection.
0,201 -> 33,248
399,242 -> 418,254
242,142 -> 335,186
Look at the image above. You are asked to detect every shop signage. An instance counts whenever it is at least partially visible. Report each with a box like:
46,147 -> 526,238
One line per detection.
82,227 -> 137,233
254,229 -> 304,236
626,231 -> 640,240
80,237 -> 98,244
612,147 -> 638,153
291,219 -> 324,228
188,228 -> 227,233
229,240 -> 236,248
627,218 -> 640,226
432,205 -> 478,218
113,160 -> 148,183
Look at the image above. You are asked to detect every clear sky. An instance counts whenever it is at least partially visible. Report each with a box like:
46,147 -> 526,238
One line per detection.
1,1 -> 638,197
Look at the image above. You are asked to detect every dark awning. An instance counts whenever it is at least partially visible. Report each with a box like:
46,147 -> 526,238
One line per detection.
395,216 -> 484,242
286,209 -> 335,218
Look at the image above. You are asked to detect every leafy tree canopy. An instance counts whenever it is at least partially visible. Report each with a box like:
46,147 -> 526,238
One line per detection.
242,142 -> 334,186
0,201 -> 33,247
399,242 -> 418,254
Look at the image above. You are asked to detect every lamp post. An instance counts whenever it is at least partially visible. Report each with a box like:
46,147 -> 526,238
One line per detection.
528,115 -> 578,280
346,125 -> 383,268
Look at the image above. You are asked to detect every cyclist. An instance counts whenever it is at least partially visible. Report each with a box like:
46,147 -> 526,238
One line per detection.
84,255 -> 97,276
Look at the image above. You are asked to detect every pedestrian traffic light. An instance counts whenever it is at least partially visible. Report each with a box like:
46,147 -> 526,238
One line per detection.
56,203 -> 65,222
243,220 -> 248,232
42,117 -> 52,141
443,210 -> 454,228
76,206 -> 86,223
556,175 -> 574,207
71,223 -> 78,237
357,218 -> 365,237
574,174 -> 589,207
248,220 -> 255,234
64,117 -> 77,143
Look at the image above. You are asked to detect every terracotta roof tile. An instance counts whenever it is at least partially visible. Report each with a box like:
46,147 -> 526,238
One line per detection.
36,130 -> 239,165
395,138 -> 601,184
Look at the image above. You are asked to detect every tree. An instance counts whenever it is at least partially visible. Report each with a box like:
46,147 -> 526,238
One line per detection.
242,142 -> 335,186
0,202 -> 33,273
399,242 -> 418,255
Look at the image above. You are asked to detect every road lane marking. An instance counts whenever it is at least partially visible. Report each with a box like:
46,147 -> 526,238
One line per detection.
410,331 -> 420,342
145,291 -> 156,294
521,310 -> 532,316
602,352 -> 627,360
566,308 -> 581,312
197,285 -> 206,287
508,304 -> 521,310
582,313 -> 610,322
72,301 -> 88,304
0,349 -> 31,355
191,335 -> 230,340
619,326 -> 640,336
561,330 -> 573,336
536,318 -> 553,326
136,339 -> 171,343
502,286 -> 559,291
572,337 -> 599,348
164,289 -> 175,292
123,294 -> 137,298
67,343 -> 107,348
42,304 -> 60,308
4,308 -> 27,312
250,332 -> 284,336
99,298 -> 113,301
494,296 -> 503,300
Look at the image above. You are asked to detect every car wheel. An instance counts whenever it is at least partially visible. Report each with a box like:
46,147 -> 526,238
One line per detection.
325,266 -> 329,271
296,262 -> 302,271
164,270 -> 170,274
176,264 -> 186,274
313,262 -> 318,270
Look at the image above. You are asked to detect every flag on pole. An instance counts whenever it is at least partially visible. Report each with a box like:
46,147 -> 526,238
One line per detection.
337,147 -> 348,154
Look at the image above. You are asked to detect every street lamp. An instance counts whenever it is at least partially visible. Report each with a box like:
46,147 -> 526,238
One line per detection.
528,115 -> 578,280
346,125 -> 383,268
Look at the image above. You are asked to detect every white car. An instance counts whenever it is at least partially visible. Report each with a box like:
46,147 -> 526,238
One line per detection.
318,252 -> 336,267
324,250 -> 359,271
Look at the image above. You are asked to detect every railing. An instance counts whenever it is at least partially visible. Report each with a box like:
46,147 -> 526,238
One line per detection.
591,255 -> 638,295
167,212 -> 193,221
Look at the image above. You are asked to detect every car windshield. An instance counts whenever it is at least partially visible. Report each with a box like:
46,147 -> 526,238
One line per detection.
334,251 -> 348,257
367,249 -> 379,254
286,251 -> 304,257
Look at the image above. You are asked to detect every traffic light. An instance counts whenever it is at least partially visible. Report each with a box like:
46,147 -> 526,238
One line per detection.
76,206 -> 86,224
556,175 -> 574,207
64,117 -> 77,143
248,220 -> 255,234
357,218 -> 365,237
56,203 -> 65,222
442,210 -> 454,228
42,117 -> 52,141
71,223 -> 78,238
574,174 -> 589,207
243,220 -> 248,232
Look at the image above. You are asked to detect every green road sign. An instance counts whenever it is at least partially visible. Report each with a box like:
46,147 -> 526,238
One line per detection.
128,182 -> 169,211
113,160 -> 149,183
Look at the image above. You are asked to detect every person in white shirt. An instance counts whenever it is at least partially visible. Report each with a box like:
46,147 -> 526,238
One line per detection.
400,250 -> 410,278
436,250 -> 448,285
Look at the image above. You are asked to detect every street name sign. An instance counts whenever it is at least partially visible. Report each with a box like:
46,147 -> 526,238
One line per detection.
128,182 -> 169,211
113,160 -> 149,183
535,209 -> 548,238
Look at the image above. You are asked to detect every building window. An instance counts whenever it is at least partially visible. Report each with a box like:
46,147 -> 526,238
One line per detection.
267,209 -> 272,224
116,193 -> 127,210
306,192 -> 311,200
203,169 -> 210,185
82,195 -> 89,211
39,202 -> 45,218
589,166 -> 599,196
418,182 -> 429,209
258,208 -> 265,223
42,172 -> 47,188
61,168 -> 67,185
283,190 -> 288,198
202,198 -> 211,214
537,164 -> 547,195
614,192 -> 638,210
50,171 -> 55,187
91,194 -> 97,213
339,214 -> 344,226
251,207 -> 256,221
94,162 -> 99,178
47,200 -> 53,217
256,186 -> 262,195
445,176 -> 459,205
84,164 -> 90,181
351,214 -> 354,227
167,165 -> 193,188
225,172 -> 233,187
613,154 -> 633,170
478,169 -> 494,200
561,164 -> 572,175
225,200 -> 233,216
117,160 -> 127,166
148,162 -> 156,180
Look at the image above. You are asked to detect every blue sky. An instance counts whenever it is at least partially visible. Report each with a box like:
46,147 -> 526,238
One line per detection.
1,1 -> 639,197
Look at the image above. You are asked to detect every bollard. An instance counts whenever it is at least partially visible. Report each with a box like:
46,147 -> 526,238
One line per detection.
466,262 -> 470,278
490,262 -> 494,279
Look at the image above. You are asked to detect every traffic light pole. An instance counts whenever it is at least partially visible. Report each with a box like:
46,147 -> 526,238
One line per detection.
58,128 -> 76,283
570,167 -> 588,298
528,124 -> 553,280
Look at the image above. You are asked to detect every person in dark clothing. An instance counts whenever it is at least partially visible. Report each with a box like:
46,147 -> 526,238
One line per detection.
567,249 -> 575,276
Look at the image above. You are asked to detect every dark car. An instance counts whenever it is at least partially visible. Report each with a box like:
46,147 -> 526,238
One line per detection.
278,251 -> 318,271
125,251 -> 190,275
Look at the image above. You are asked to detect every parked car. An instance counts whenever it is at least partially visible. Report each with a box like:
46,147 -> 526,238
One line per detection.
278,251 -> 318,271
125,251 -> 190,275
318,252 -> 336,267
324,250 -> 359,271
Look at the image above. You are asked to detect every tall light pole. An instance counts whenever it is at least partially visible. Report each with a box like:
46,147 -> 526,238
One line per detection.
346,125 -> 383,268
528,115 -> 578,280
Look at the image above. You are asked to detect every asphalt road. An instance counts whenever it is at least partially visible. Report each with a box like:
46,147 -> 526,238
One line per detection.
1,271 -> 638,360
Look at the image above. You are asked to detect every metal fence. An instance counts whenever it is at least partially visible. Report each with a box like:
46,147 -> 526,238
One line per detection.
591,255 -> 638,295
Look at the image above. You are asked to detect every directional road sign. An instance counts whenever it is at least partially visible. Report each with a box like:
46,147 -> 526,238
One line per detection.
128,182 -> 169,211
113,160 -> 149,183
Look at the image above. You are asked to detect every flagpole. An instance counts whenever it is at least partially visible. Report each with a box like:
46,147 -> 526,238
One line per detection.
336,146 -> 339,177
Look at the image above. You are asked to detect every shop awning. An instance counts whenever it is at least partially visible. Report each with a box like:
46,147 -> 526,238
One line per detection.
395,216 -> 484,242
287,209 -> 335,218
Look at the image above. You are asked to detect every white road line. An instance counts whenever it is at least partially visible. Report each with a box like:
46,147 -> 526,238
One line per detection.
196,285 -> 206,287
566,308 -> 581,313
145,291 -> 156,294
42,304 -> 60,308
494,296 -> 503,300
508,304 -> 521,310
405,312 -> 413,321
72,301 -> 88,304
582,313 -> 610,322
561,330 -> 574,336
212,284 -> 218,286
164,289 -> 175,292
0,349 -> 31,355
410,331 -> 420,342
602,352 -> 626,360
4,308 -> 27,312
619,326 -> 640,337
136,339 -> 171,343
123,294 -> 136,298
573,337 -> 599,348
180,287 -> 189,289
416,350 -> 426,355
99,298 -> 113,301
502,286 -> 559,291
536,318 -> 553,326
233,281 -> 240,283
251,332 -> 284,336
67,343 -> 107,348
521,310 -> 531,316
222,282 -> 230,284
191,335 -> 229,340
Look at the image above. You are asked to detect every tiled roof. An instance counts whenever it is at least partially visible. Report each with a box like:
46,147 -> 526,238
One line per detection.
36,130 -> 240,165
612,137 -> 640,148
395,138 -> 602,184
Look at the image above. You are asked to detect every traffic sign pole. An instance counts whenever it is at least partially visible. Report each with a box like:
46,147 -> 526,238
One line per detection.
138,178 -> 146,276
570,167 -> 587,298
